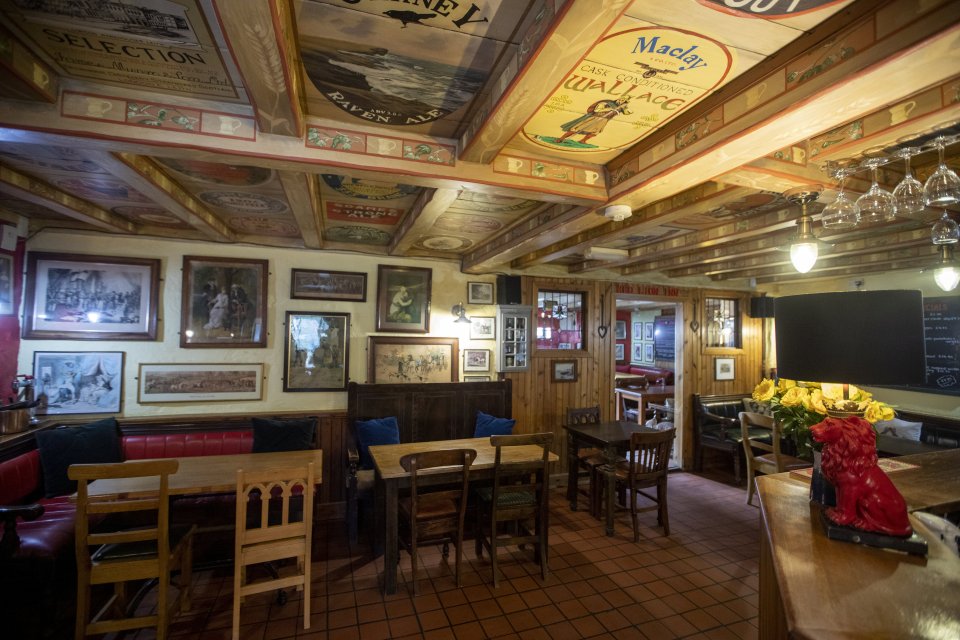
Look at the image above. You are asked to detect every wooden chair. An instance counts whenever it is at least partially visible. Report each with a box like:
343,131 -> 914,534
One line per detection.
70,459 -> 195,640
474,433 -> 553,587
612,428 -> 676,541
566,406 -> 606,517
398,448 -> 476,594
232,463 -> 314,639
740,411 -> 811,506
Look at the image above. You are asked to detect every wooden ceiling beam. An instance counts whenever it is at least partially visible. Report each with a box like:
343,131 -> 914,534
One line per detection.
390,188 -> 462,255
276,171 -> 321,249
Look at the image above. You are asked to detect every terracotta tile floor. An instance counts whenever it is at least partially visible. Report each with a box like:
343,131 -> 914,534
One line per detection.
131,469 -> 761,639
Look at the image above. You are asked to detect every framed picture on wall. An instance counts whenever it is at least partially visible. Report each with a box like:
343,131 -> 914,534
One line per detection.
715,357 -> 735,381
632,344 -> 643,362
33,351 -> 123,415
180,256 -> 267,348
367,336 -> 458,383
376,265 -> 432,333
138,363 -> 263,403
283,311 -> 350,392
644,343 -> 654,363
615,320 -> 626,339
467,281 -> 494,304
290,268 -> 366,301
644,322 -> 654,341
0,253 -> 13,316
469,316 -> 495,340
552,360 -> 577,382
633,322 -> 643,339
463,348 -> 490,372
615,343 -> 625,360
22,252 -> 160,340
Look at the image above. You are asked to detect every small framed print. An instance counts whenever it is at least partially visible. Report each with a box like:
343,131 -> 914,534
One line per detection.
463,348 -> 490,372
644,343 -> 654,363
464,375 -> 491,382
644,322 -> 654,341
715,357 -> 735,381
615,320 -> 626,340
0,253 -> 13,315
181,256 -> 267,348
33,351 -> 123,415
633,322 -> 643,339
469,316 -> 495,340
467,281 -> 494,304
376,265 -> 431,333
283,311 -> 350,392
23,252 -> 159,340
552,360 -> 577,383
138,363 -> 263,403
291,269 -> 366,302
615,343 -> 625,361
632,344 -> 643,362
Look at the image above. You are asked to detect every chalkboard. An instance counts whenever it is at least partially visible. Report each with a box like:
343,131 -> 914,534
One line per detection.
891,296 -> 960,396
654,315 -> 675,361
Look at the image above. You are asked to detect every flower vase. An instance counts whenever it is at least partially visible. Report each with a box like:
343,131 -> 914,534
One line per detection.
809,450 -> 836,506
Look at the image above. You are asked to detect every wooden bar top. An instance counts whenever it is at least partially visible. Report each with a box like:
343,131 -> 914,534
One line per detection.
757,461 -> 960,640
369,437 -> 557,480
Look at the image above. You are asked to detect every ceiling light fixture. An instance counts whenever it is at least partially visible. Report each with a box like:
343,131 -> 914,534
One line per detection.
451,302 -> 471,323
602,204 -> 632,222
584,246 -> 629,260
784,186 -> 822,274
933,244 -> 960,292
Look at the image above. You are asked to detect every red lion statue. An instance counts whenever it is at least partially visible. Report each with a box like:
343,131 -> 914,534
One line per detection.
809,416 -> 912,537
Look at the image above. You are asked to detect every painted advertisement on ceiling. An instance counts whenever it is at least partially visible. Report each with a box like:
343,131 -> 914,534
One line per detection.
697,0 -> 850,19
522,27 -> 732,160
296,0 -> 527,136
1,0 -> 238,99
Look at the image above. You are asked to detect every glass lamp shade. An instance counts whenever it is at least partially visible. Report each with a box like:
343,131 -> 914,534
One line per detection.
790,241 -> 818,273
934,264 -> 960,291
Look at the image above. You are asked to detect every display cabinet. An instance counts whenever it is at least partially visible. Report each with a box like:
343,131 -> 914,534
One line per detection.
496,305 -> 531,372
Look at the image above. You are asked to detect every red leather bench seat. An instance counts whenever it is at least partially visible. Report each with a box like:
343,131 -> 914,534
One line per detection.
122,430 -> 253,459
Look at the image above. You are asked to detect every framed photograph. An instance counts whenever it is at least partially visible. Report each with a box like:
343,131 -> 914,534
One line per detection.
644,322 -> 654,341
367,336 -> 458,383
468,281 -> 494,304
291,268 -> 366,302
464,348 -> 490,372
633,322 -> 643,339
558,342 -> 572,350
469,316 -> 495,340
0,253 -> 13,315
614,320 -> 626,340
138,363 -> 263,403
22,252 -> 159,340
615,343 -> 625,361
181,256 -> 267,348
464,375 -> 491,381
283,311 -> 350,392
376,265 -> 432,333
552,360 -> 578,383
33,351 -> 123,415
644,343 -> 654,363
632,344 -> 643,362
715,357 -> 735,381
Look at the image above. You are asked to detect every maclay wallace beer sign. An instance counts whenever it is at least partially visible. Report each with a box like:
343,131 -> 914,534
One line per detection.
523,27 -> 732,161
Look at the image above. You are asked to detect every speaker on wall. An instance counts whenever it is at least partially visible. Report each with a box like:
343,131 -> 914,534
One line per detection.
496,275 -> 522,305
749,296 -> 776,318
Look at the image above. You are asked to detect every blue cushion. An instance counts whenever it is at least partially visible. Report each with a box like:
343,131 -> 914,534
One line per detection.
35,417 -> 121,498
474,410 -> 516,438
356,417 -> 400,469
252,417 -> 317,453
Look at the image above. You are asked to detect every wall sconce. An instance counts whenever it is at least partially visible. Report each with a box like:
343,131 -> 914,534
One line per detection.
451,302 -> 471,323
785,186 -> 822,274
933,244 -> 960,292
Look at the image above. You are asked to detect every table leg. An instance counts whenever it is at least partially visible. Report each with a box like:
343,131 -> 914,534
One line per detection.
383,480 -> 398,594
615,391 -> 623,421
566,432 -> 579,511
604,462 -> 616,536
638,396 -> 646,425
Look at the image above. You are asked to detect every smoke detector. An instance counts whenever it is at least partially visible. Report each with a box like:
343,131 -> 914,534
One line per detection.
602,204 -> 632,222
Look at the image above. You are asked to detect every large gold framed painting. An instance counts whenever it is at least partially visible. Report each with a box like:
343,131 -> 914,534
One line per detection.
2,0 -> 237,100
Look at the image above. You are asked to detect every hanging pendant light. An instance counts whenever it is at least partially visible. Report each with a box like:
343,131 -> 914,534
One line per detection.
784,186 -> 823,274
933,244 -> 960,292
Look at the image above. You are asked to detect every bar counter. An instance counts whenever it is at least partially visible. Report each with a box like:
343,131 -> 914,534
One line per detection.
756,449 -> 960,639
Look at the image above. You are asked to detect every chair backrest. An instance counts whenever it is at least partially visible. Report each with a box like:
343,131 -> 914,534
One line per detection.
235,463 -> 314,546
399,448 -> 476,524
489,433 -> 554,516
566,406 -> 601,426
740,411 -> 776,454
627,428 -> 675,478
70,459 -> 179,573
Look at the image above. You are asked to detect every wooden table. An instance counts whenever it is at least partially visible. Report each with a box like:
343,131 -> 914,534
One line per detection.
563,420 -> 659,536
369,437 -> 557,594
614,386 -> 674,423
85,450 -> 324,499
757,449 -> 960,639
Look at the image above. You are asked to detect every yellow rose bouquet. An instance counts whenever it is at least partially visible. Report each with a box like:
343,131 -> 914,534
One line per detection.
751,378 -> 894,459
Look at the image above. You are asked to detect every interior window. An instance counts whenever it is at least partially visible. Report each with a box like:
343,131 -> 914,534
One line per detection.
536,290 -> 584,350
705,297 -> 740,348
